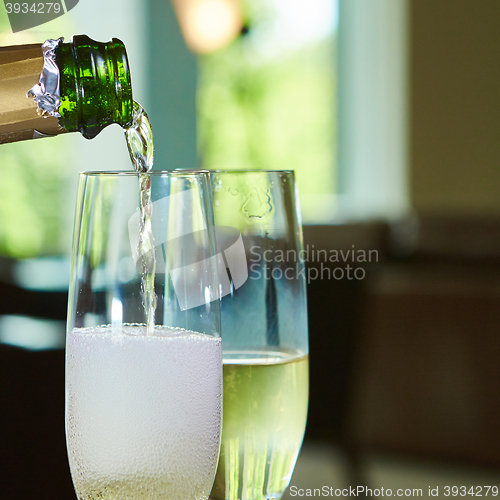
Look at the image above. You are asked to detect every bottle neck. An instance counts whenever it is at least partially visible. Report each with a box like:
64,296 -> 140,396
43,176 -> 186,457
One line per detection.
56,35 -> 133,139
0,36 -> 133,145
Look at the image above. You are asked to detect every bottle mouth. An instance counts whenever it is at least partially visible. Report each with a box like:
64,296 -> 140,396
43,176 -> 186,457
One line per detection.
107,37 -> 134,129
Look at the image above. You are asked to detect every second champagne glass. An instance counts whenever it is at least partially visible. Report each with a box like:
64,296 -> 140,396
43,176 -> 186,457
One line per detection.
65,171 -> 222,500
210,170 -> 309,500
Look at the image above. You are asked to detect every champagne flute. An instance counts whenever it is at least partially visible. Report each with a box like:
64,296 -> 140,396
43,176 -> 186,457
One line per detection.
210,170 -> 309,500
65,170 -> 222,500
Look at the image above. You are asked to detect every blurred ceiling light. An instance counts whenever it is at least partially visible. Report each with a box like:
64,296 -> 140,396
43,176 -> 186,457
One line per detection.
172,0 -> 243,54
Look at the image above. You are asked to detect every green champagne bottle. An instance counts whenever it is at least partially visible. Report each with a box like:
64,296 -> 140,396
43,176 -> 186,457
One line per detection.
0,35 -> 133,144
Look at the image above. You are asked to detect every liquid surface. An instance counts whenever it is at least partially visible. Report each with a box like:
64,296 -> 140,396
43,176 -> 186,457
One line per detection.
125,102 -> 157,334
211,351 -> 309,500
66,325 -> 222,500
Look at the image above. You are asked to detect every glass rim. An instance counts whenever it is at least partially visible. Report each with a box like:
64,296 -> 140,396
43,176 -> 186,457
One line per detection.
209,169 -> 294,174
80,170 -> 210,177
80,169 -> 294,176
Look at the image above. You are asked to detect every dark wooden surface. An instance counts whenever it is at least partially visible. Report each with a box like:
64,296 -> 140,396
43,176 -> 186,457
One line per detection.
0,344 -> 75,499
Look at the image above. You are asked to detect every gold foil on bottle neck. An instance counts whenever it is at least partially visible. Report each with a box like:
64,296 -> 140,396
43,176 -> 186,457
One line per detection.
0,43 -> 66,144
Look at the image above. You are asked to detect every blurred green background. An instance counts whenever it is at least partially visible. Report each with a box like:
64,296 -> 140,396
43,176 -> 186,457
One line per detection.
0,0 -> 337,258
0,10 -> 72,257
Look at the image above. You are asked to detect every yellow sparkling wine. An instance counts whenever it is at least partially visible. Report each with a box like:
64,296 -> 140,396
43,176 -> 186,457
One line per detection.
211,352 -> 309,500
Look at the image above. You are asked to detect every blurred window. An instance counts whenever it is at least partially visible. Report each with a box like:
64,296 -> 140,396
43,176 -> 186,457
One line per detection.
197,0 -> 338,223
337,0 -> 409,220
